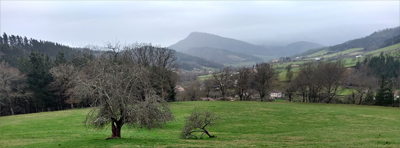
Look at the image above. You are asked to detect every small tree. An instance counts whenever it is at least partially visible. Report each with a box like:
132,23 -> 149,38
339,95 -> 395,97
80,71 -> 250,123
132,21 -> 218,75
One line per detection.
254,63 -> 276,101
202,79 -> 214,99
285,64 -> 293,82
181,109 -> 220,139
212,67 -> 233,99
183,80 -> 202,101
234,67 -> 252,101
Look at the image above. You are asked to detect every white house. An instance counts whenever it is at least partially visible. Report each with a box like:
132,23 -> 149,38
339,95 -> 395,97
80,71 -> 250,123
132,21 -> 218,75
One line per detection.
270,90 -> 284,98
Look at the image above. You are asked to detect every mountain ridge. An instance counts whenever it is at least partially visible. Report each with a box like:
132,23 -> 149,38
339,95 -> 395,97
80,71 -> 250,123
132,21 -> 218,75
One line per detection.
169,32 -> 270,55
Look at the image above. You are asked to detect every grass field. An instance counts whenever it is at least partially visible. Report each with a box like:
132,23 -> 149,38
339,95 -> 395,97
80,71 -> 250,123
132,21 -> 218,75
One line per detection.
197,74 -> 213,81
1,101 -> 399,147
363,43 -> 400,56
306,48 -> 364,60
307,49 -> 328,57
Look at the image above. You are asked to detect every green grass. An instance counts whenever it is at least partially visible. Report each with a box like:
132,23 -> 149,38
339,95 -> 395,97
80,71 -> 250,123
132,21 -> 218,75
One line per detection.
340,88 -> 356,95
197,74 -> 213,81
307,49 -> 328,57
363,43 -> 400,56
340,48 -> 364,54
1,102 -> 399,147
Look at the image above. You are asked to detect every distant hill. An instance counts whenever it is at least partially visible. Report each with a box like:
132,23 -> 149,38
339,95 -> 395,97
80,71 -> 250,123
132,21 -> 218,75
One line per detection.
169,32 -> 325,60
169,32 -> 271,56
265,41 -> 324,57
298,26 -> 400,57
184,47 -> 264,64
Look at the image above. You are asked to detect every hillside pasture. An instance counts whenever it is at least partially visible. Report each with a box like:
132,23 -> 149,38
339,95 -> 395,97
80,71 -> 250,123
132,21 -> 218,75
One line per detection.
306,49 -> 329,58
363,43 -> 400,56
1,101 -> 399,147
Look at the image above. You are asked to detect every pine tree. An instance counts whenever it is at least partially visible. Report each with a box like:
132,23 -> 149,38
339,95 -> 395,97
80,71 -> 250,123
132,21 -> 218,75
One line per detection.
375,76 -> 394,106
18,52 -> 54,112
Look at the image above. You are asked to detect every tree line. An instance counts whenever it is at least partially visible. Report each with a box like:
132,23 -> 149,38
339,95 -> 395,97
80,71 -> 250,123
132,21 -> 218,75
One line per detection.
179,63 -> 278,102
0,43 -> 178,116
179,52 -> 400,107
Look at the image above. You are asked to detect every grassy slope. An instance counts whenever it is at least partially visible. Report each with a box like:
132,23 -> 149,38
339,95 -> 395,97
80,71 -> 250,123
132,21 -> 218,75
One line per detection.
363,43 -> 400,56
306,48 -> 363,59
307,49 -> 328,57
1,101 -> 399,147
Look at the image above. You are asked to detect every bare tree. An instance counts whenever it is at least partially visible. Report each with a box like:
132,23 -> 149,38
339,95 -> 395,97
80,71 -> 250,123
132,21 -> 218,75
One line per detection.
49,63 -> 79,109
346,65 -> 378,105
284,82 -> 297,102
212,67 -> 233,99
183,80 -> 202,101
254,63 -> 276,101
124,43 -> 178,102
293,62 -> 323,103
73,47 -> 173,139
317,61 -> 346,103
202,79 -> 214,99
234,67 -> 252,101
0,61 -> 32,115
285,64 -> 294,82
181,108 -> 220,139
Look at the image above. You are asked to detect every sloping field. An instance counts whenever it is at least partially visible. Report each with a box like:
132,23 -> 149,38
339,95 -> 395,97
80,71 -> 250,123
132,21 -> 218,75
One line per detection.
363,43 -> 400,56
307,48 -> 364,59
306,49 -> 329,58
1,101 -> 399,147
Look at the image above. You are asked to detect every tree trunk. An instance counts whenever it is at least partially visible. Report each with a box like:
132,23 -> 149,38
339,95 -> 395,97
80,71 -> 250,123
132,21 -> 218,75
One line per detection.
8,98 -> 14,115
106,121 -> 123,140
358,93 -> 364,105
202,128 -> 215,138
10,105 -> 14,115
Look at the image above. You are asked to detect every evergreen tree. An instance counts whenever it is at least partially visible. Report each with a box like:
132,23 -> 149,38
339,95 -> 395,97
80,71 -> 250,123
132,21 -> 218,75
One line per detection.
18,52 -> 54,112
2,33 -> 8,45
375,76 -> 394,106
54,51 -> 68,66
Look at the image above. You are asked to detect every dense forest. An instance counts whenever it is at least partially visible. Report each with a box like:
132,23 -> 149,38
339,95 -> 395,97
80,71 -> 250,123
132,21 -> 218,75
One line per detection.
0,38 -> 179,115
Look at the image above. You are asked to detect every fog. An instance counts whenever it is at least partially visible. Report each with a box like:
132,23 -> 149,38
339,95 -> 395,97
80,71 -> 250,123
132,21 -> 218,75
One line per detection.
1,1 -> 398,47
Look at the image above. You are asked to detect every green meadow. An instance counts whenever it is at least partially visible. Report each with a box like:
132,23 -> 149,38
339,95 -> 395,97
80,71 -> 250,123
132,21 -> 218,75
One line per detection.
1,101 -> 399,147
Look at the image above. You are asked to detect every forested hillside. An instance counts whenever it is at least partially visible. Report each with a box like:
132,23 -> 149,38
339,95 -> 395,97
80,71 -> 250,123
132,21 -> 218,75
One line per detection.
0,33 -> 222,71
0,33 -> 92,67
175,52 -> 223,70
298,26 -> 400,56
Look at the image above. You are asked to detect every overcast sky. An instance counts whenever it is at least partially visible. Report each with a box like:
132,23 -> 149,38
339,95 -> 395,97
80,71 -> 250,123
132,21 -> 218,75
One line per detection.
1,1 -> 399,47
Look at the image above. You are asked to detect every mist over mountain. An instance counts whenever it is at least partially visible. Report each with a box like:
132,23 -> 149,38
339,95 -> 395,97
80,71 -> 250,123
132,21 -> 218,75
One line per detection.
169,32 -> 270,55
264,41 -> 324,57
169,31 -> 327,61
